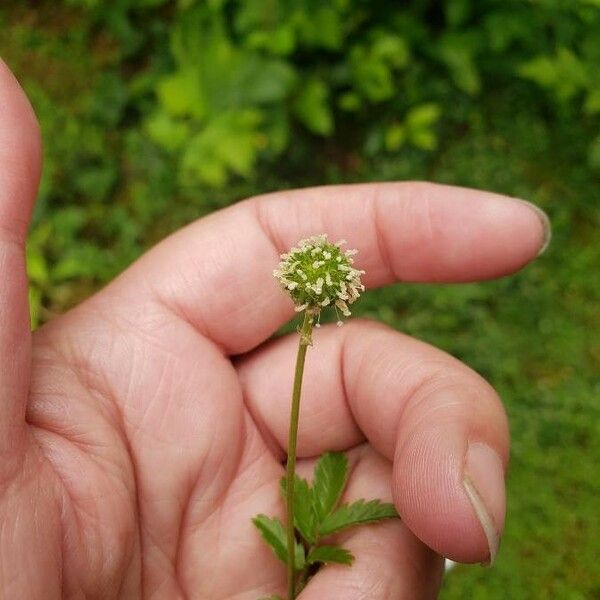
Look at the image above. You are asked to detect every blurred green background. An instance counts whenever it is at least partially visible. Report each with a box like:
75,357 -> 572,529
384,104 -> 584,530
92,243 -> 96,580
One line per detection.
2,0 -> 599,597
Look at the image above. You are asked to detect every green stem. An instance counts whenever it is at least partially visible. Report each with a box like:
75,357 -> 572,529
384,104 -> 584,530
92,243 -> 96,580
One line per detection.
295,564 -> 311,595
286,311 -> 313,600
295,541 -> 317,595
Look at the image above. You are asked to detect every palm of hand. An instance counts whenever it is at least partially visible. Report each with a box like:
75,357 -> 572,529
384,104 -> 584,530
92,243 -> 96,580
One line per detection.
26,298 -> 270,598
1,60 -> 547,599
23,287 -> 428,599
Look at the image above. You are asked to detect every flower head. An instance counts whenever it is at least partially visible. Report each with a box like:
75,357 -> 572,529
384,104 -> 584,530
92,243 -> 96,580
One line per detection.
273,234 -> 365,323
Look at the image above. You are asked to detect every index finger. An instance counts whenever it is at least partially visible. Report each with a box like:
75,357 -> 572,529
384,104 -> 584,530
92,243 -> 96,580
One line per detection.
101,182 -> 549,353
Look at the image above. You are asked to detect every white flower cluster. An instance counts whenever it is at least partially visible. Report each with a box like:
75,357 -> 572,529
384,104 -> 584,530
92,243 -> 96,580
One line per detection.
273,234 -> 365,325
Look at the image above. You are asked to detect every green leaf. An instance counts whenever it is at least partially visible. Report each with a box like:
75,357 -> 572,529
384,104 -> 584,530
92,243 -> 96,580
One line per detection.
180,110 -> 262,187
257,596 -> 284,600
169,9 -> 295,116
307,545 -> 354,566
238,56 -> 297,105
145,112 -> 191,152
293,79 -> 333,136
405,103 -> 441,130
588,134 -> 600,171
157,69 -> 206,119
584,89 -> 600,115
438,33 -> 481,95
410,129 -> 437,151
518,48 -> 589,102
319,499 -> 399,536
385,123 -> 406,151
280,475 -> 317,544
350,46 -> 395,102
312,452 -> 348,522
252,515 -> 305,570
371,32 -> 409,69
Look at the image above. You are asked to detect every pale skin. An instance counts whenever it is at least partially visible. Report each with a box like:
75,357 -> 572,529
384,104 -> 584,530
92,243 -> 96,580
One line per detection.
0,58 -> 549,599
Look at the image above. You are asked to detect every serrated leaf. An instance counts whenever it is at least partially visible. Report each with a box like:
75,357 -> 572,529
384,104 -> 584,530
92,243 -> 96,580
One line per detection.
279,475 -> 317,543
319,499 -> 398,536
252,515 -> 305,570
312,452 -> 348,522
307,545 -> 354,566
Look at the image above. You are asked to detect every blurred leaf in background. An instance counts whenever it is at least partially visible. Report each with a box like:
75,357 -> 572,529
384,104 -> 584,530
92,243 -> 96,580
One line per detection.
1,0 -> 599,597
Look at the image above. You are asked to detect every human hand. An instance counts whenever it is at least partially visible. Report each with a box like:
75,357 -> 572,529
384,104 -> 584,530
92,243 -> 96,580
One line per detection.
0,59 -> 549,599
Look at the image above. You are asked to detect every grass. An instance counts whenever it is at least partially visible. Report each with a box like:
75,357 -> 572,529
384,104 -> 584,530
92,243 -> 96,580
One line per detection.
1,3 -> 599,597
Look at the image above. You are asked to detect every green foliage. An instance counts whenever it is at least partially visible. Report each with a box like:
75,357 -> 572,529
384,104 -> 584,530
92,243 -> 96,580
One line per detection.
312,452 -> 348,523
293,79 -> 333,136
519,48 -> 590,103
251,515 -> 305,570
307,545 -> 354,566
256,450 -> 397,593
319,499 -> 399,536
140,1 -> 449,187
279,475 -> 317,544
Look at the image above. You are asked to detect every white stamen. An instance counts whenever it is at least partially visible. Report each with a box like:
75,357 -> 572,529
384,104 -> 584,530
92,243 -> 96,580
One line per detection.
335,299 -> 351,317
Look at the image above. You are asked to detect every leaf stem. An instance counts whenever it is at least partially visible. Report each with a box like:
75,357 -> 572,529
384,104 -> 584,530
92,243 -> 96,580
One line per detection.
295,541 -> 317,594
286,311 -> 313,600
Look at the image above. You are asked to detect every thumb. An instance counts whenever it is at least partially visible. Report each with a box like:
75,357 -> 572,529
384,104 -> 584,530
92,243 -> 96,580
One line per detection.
0,58 -> 42,454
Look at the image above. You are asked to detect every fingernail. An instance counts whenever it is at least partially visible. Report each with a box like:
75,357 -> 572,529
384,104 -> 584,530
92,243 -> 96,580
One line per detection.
517,199 -> 552,256
462,442 -> 505,566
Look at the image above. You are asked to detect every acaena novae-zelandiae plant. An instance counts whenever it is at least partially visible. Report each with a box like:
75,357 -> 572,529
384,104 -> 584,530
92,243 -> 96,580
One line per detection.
252,234 -> 399,599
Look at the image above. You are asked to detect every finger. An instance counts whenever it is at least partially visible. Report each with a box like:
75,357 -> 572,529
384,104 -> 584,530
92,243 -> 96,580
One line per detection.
0,58 -> 42,452
99,182 -> 549,354
300,447 -> 444,600
237,320 -> 509,563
